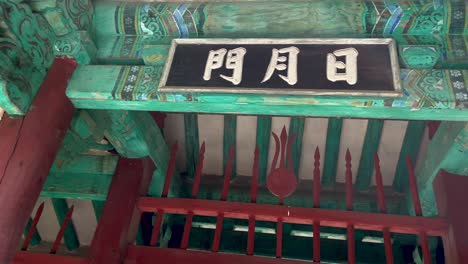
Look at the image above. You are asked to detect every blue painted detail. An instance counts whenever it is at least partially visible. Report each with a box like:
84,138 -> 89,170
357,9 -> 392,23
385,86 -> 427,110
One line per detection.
173,4 -> 190,38
384,6 -> 403,35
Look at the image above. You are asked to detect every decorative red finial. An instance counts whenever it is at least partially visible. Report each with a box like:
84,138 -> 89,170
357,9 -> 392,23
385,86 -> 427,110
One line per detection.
313,147 -> 321,208
267,126 -> 297,201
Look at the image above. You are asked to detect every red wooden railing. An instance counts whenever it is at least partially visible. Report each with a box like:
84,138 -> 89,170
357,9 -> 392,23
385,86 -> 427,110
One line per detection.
13,130 -> 467,264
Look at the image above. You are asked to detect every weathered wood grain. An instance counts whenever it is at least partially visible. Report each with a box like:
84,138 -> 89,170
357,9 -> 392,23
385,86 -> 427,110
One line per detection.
0,58 -> 76,263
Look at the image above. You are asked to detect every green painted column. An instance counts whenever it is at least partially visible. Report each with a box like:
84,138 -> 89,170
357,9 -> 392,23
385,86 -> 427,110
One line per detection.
322,118 -> 343,188
393,121 -> 426,193
288,117 -> 305,178
51,198 -> 80,251
23,218 -> 41,246
407,121 -> 468,216
224,115 -> 237,178
184,114 -> 200,179
355,120 -> 384,191
92,200 -> 105,221
256,116 -> 272,185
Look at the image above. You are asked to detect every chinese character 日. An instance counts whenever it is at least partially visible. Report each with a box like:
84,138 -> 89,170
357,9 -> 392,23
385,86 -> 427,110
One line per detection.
326,48 -> 359,85
203,47 -> 247,85
262,46 -> 300,85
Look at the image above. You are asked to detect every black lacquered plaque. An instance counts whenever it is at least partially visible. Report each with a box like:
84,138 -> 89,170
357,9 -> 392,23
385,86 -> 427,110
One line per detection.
159,39 -> 401,97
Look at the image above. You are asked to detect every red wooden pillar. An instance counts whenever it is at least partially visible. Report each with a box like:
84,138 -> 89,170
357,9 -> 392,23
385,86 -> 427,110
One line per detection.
433,170 -> 468,264
87,157 -> 154,264
0,58 -> 76,263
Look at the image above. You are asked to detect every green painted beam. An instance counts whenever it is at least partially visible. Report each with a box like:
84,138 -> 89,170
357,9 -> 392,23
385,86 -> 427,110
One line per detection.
51,198 -> 80,251
42,172 -> 112,200
23,218 -> 41,246
355,120 -> 384,192
392,121 -> 426,193
41,155 -> 118,200
133,110 -> 184,197
407,121 -> 468,216
256,116 -> 272,185
288,117 -> 305,178
67,66 -> 468,121
224,115 -> 237,178
43,110 -> 184,201
88,110 -> 183,198
185,114 -> 200,179
87,110 -> 149,158
322,118 -> 343,188
91,1 -> 468,72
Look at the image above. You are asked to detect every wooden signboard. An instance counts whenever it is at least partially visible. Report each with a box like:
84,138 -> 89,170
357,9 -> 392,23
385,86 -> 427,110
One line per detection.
159,39 -> 402,97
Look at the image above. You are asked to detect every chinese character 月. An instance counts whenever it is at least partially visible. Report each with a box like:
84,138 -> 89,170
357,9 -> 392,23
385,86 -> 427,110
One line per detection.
203,48 -> 247,85
326,48 -> 359,85
262,46 -> 300,85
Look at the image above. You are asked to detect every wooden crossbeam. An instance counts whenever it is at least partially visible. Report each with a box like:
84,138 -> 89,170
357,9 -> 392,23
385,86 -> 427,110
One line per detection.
138,198 -> 448,236
0,58 -> 76,263
126,246 -> 313,264
13,251 -> 84,264
66,67 -> 468,121
434,170 -> 468,263
193,175 -> 404,213
41,155 -> 118,200
409,121 -> 468,216
87,158 -> 154,264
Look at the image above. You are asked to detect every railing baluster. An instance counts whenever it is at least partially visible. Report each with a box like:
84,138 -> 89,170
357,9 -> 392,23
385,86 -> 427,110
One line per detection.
150,143 -> 178,246
191,143 -> 206,199
212,146 -> 234,252
247,146 -> 259,255
345,149 -> 355,264
22,202 -> 45,251
313,147 -> 321,263
276,196 -> 284,258
374,154 -> 394,264
181,143 -> 205,249
407,156 -> 431,264
276,217 -> 283,258
50,205 -> 74,254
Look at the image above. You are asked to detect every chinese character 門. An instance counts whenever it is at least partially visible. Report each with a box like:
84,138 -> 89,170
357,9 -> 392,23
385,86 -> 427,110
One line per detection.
203,47 -> 247,85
